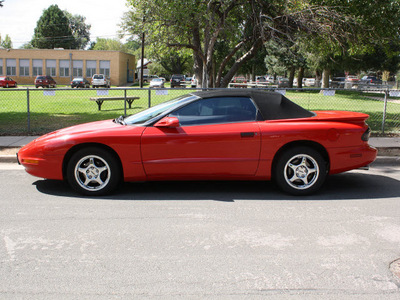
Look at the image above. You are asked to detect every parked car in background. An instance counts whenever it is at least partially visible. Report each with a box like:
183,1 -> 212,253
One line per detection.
266,75 -> 274,83
91,74 -> 110,88
170,74 -> 186,88
231,76 -> 247,88
255,76 -> 267,84
0,76 -> 17,88
277,78 -> 290,88
143,75 -> 159,83
304,78 -> 317,87
70,77 -> 90,88
191,74 -> 198,88
330,77 -> 346,88
35,75 -> 56,88
346,75 -> 360,82
149,78 -> 165,88
17,90 -> 377,196
360,76 -> 382,85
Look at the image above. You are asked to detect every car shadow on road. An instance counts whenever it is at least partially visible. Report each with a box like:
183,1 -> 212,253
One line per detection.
33,170 -> 400,201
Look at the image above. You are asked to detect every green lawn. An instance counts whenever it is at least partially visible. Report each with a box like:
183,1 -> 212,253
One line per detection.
0,88 -> 399,135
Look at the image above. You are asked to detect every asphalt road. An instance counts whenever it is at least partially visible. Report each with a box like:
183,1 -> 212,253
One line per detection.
1,162 -> 400,299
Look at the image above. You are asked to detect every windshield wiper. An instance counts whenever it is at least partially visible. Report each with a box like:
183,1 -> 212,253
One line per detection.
114,115 -> 126,125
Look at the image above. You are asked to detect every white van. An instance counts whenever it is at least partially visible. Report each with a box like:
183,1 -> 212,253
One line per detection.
91,74 -> 110,88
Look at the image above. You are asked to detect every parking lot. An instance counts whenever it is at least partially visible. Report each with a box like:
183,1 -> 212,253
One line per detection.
1,161 -> 400,298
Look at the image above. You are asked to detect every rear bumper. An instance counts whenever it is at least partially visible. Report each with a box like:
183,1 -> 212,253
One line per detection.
329,144 -> 378,174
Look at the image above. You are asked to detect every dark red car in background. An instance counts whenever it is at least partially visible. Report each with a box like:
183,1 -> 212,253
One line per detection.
35,75 -> 57,88
0,76 -> 17,88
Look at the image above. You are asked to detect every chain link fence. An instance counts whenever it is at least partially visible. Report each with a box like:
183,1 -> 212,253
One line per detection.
0,87 -> 399,136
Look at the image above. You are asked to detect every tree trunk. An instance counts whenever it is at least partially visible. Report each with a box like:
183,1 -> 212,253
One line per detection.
321,68 -> 330,88
219,38 -> 263,87
297,67 -> 304,88
288,66 -> 295,88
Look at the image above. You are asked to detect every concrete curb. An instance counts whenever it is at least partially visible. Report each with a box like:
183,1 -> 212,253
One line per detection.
0,155 -> 18,163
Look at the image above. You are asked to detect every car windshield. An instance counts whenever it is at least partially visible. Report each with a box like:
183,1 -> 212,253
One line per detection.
151,78 -> 162,82
73,78 -> 83,81
124,95 -> 198,125
93,75 -> 104,79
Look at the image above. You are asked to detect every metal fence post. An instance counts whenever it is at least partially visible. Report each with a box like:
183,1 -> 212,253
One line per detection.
382,90 -> 388,134
124,89 -> 127,116
27,88 -> 30,133
148,88 -> 151,108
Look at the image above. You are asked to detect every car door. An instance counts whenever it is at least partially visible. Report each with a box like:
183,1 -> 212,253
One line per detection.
141,96 -> 261,179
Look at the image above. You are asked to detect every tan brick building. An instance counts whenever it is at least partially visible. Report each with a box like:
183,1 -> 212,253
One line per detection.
0,49 -> 136,86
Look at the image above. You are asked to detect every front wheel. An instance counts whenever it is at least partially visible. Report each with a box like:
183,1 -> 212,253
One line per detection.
67,147 -> 122,196
274,146 -> 327,195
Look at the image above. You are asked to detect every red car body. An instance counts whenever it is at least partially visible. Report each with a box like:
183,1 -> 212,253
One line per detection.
18,90 -> 377,196
35,75 -> 57,88
0,76 -> 17,88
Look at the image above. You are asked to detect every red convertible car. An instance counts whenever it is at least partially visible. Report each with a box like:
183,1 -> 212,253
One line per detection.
18,90 -> 377,196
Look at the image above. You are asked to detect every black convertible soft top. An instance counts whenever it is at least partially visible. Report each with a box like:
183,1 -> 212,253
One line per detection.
191,90 -> 315,120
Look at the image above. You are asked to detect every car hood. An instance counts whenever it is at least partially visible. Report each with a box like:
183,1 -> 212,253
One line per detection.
33,119 -> 145,145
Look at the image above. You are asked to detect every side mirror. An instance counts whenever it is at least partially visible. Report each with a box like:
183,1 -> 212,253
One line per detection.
154,116 -> 180,128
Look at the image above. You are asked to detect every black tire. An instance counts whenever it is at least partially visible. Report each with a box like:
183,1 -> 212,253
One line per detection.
274,146 -> 327,195
67,147 -> 121,196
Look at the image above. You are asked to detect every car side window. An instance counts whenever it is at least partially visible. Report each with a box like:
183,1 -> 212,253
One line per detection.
170,97 -> 258,126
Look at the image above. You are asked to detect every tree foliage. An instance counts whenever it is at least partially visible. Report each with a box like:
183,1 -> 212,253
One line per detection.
121,0 -> 400,87
64,11 -> 91,49
0,34 -> 12,49
90,38 -> 128,52
31,5 -> 91,49
31,5 -> 74,49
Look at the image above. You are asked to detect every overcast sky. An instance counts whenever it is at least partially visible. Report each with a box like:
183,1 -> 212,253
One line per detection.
0,0 -> 129,48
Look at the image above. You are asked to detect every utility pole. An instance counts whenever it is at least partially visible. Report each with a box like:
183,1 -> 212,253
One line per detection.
140,16 -> 145,88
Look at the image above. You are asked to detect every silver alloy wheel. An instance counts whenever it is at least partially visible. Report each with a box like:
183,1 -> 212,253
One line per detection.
283,154 -> 320,190
74,155 -> 111,192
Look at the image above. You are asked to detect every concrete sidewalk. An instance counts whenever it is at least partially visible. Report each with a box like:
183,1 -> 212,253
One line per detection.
0,136 -> 399,164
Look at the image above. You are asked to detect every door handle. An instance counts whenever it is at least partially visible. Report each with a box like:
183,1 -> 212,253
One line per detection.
240,132 -> 255,138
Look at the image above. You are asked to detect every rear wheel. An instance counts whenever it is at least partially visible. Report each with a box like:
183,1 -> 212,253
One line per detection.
67,147 -> 121,196
274,146 -> 327,195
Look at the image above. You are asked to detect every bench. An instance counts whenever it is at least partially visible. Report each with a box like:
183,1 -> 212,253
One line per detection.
90,96 -> 140,111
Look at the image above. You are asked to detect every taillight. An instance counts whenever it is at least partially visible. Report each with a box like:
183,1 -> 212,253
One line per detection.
362,127 -> 371,141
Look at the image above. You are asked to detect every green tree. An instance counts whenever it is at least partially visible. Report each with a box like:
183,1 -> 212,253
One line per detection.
302,0 -> 400,87
0,34 -> 12,48
91,38 -> 128,52
121,0 -> 264,88
64,11 -> 91,49
121,0 -> 378,88
31,5 -> 74,49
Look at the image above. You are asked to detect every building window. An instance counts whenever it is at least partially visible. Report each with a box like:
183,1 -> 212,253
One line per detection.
86,60 -> 96,78
46,60 -> 56,77
73,60 -> 83,77
59,60 -> 70,77
6,59 -> 16,76
0,59 -> 3,75
19,59 -> 30,76
32,59 -> 43,76
99,60 -> 110,77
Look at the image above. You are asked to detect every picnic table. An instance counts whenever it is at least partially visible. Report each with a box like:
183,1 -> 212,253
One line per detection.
90,96 -> 140,111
